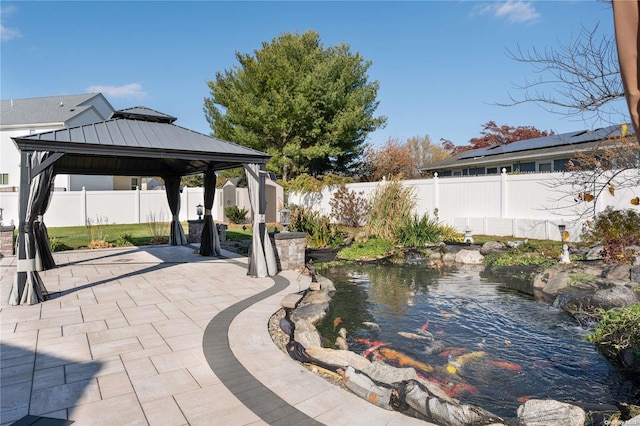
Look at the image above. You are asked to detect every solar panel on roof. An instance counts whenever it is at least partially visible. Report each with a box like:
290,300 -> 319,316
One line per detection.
455,125 -> 626,160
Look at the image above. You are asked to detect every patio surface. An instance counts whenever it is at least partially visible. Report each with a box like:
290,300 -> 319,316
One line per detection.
0,245 -> 427,425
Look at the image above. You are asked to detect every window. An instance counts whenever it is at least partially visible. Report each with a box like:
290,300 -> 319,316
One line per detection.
538,162 -> 552,172
515,162 -> 535,172
0,173 -> 8,185
130,178 -> 138,190
554,159 -> 569,172
468,167 -> 485,175
487,167 -> 498,175
438,171 -> 452,177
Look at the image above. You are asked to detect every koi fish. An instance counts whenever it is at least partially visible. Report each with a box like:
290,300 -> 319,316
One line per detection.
420,320 -> 429,331
439,347 -> 467,358
489,360 -> 523,372
398,331 -> 433,341
354,337 -> 388,347
379,347 -> 434,373
454,351 -> 486,366
333,317 -> 342,330
363,343 -> 387,358
517,396 -> 532,404
362,321 -> 380,329
450,382 -> 478,397
335,336 -> 349,351
439,309 -> 452,319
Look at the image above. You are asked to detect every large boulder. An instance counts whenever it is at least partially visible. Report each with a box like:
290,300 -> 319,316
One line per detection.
517,399 -> 585,426
480,241 -> 505,256
631,265 -> 640,284
302,291 -> 331,305
455,249 -> 484,265
591,286 -> 638,310
586,245 -> 604,260
602,264 -> 631,281
305,347 -> 370,370
290,301 -> 329,325
362,361 -> 450,400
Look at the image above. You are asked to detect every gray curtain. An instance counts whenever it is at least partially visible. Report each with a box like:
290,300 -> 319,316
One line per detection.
200,170 -> 221,256
33,153 -> 56,271
164,175 -> 187,245
243,163 -> 277,277
9,151 -> 55,305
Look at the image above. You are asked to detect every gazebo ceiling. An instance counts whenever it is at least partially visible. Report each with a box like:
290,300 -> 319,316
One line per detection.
12,114 -> 270,177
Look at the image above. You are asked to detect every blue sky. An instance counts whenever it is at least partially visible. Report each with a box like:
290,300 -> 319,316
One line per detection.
0,1 -> 624,148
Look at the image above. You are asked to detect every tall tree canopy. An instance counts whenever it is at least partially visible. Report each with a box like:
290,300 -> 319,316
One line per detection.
204,31 -> 386,181
441,121 -> 553,155
361,135 -> 449,181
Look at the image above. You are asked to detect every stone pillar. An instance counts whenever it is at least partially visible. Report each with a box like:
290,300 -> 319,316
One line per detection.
187,220 -> 204,243
0,225 -> 15,256
274,232 -> 306,271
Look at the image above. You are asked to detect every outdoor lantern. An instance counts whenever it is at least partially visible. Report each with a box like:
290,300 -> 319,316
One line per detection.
196,204 -> 204,221
463,226 -> 474,244
558,223 -> 566,241
279,207 -> 290,233
0,207 -> 3,223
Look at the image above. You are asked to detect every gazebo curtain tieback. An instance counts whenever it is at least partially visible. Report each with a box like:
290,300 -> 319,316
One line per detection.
17,259 -> 37,272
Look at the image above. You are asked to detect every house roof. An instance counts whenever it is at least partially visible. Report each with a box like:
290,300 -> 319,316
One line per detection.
420,124 -> 634,172
0,93 -> 109,126
12,114 -> 270,177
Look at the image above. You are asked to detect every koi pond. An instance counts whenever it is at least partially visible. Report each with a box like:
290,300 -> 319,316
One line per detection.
314,263 -> 638,419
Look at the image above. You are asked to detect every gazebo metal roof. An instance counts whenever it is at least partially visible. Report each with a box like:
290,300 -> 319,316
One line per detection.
12,115 -> 270,176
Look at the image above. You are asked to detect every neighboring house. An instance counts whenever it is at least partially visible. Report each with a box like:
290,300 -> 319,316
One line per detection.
0,94 -> 160,191
419,125 -> 635,177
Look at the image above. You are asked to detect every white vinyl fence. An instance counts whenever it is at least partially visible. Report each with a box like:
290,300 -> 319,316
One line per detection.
1,170 -> 638,242
0,187 -> 222,228
289,170 -> 640,242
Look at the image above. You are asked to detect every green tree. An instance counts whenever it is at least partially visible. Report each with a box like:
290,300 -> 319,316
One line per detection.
204,30 -> 386,181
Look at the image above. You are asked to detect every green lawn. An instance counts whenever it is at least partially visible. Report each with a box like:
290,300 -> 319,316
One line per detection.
43,222 -> 256,251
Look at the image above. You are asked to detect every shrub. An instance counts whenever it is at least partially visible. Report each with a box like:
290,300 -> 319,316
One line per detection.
146,211 -> 169,240
484,243 -> 557,268
586,303 -> 640,358
289,206 -> 341,248
329,185 -> 369,227
582,207 -> 640,264
439,224 -> 464,243
337,237 -> 393,261
397,214 -> 440,247
225,206 -> 249,224
366,178 -> 416,241
49,237 -> 71,252
116,233 -> 134,247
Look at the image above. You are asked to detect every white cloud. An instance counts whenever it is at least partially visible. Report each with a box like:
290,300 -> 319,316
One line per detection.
0,6 -> 22,42
86,83 -> 147,99
475,1 -> 540,25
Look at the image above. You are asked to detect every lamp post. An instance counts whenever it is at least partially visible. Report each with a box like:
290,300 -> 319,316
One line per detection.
279,207 -> 290,233
196,204 -> 203,221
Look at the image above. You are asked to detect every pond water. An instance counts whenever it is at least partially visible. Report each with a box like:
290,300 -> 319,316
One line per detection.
315,263 -> 638,419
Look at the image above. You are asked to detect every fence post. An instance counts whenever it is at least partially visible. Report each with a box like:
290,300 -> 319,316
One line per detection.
135,186 -> 141,223
501,168 -> 508,218
433,172 -> 439,213
81,186 -> 87,225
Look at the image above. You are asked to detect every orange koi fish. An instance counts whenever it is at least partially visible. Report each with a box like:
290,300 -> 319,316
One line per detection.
438,347 -> 467,358
489,360 -> 523,372
517,396 -> 532,404
420,320 -> 430,331
363,343 -> 387,358
379,347 -> 434,373
333,317 -> 342,330
354,337 -> 388,347
450,382 -> 478,398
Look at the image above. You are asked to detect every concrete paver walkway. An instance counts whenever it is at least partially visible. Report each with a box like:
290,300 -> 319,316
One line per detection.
1,245 -> 425,425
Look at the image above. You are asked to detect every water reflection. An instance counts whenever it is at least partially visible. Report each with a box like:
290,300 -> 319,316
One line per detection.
316,263 -> 638,419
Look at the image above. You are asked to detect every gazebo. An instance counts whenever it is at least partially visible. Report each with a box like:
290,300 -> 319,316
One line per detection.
9,107 -> 278,305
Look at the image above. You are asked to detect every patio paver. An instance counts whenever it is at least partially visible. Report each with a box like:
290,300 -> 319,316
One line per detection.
0,245 -> 431,425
